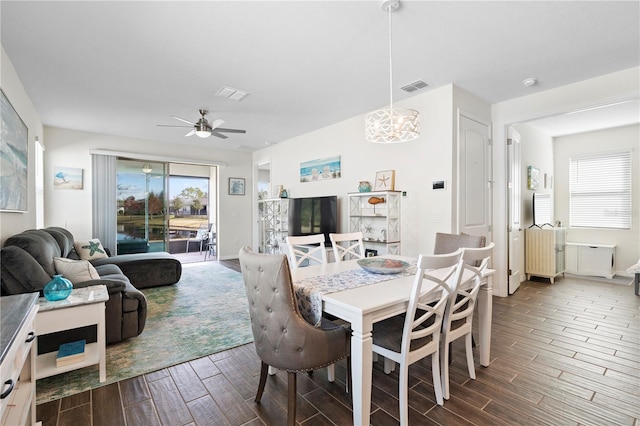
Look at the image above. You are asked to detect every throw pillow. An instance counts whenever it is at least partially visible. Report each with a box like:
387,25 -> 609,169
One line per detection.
53,257 -> 101,284
74,238 -> 109,260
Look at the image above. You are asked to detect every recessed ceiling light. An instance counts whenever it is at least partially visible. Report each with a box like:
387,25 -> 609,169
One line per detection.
523,78 -> 537,87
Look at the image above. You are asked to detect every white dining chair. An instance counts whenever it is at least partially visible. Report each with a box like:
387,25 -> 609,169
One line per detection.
372,249 -> 463,423
329,232 -> 365,262
440,242 -> 494,400
285,234 -> 328,270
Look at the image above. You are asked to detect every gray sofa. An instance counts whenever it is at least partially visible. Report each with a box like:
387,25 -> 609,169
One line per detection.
0,227 -> 181,348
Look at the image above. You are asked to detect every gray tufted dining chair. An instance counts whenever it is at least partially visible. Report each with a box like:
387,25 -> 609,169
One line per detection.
238,246 -> 350,426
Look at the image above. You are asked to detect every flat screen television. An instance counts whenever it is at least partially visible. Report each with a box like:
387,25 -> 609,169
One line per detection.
532,193 -> 552,228
288,196 -> 338,247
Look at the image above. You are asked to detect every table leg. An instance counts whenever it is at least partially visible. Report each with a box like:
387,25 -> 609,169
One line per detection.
477,284 -> 492,367
98,304 -> 106,382
350,321 -> 373,425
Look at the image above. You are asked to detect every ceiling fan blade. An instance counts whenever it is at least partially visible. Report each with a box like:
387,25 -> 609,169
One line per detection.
211,131 -> 229,139
171,116 -> 196,125
215,128 -> 246,134
157,124 -> 192,128
185,129 -> 195,137
210,119 -> 225,130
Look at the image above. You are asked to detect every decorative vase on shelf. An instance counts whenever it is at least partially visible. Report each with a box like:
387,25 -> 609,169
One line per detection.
43,275 -> 73,301
358,181 -> 372,192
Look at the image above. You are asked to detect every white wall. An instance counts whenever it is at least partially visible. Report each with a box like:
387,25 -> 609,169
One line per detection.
514,123 -> 555,227
42,127 -> 253,259
0,47 -> 44,243
492,67 -> 640,296
554,124 -> 640,274
253,84 -> 491,260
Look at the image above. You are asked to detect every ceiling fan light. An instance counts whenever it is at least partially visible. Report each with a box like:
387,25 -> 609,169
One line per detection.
142,163 -> 152,173
195,130 -> 211,138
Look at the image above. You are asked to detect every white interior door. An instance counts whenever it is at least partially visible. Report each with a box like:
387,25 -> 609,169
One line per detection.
507,127 -> 523,294
458,113 -> 492,246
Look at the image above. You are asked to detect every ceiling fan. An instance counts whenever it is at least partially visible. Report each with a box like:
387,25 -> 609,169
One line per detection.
157,109 -> 246,139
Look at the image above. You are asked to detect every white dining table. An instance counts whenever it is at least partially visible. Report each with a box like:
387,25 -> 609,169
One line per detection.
292,255 -> 494,426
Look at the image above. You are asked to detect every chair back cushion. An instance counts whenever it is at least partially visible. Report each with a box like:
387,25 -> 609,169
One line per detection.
434,232 -> 486,266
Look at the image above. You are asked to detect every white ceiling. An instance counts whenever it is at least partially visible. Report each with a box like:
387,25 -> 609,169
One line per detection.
2,1 -> 639,151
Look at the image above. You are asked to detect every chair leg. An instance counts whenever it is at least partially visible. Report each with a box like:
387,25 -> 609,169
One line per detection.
327,363 -> 335,382
383,357 -> 396,374
287,372 -> 297,426
441,339 -> 451,400
432,350 -> 444,406
256,361 -> 269,403
398,363 -> 410,426
465,333 -> 476,379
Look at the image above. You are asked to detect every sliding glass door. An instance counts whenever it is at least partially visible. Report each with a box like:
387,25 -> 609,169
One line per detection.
116,159 -> 168,253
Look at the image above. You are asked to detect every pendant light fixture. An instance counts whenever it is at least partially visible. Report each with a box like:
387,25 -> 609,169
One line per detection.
365,0 -> 420,143
142,163 -> 152,173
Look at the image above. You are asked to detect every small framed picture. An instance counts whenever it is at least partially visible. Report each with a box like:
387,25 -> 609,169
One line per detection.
229,177 -> 245,195
374,170 -> 395,191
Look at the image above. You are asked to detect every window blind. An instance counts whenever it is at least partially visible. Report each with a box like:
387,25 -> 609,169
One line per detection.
569,150 -> 631,229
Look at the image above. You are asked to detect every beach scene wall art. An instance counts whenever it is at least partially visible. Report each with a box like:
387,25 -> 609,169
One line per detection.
300,156 -> 341,182
54,166 -> 84,190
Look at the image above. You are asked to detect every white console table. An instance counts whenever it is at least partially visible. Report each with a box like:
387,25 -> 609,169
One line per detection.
36,285 -> 108,382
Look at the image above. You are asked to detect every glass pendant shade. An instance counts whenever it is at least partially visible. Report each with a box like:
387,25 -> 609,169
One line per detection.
365,107 -> 420,143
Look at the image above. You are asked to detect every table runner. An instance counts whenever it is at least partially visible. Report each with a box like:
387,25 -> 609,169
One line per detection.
293,263 -> 416,326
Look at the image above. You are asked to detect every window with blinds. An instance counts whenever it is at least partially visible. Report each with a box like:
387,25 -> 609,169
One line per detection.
569,150 -> 631,229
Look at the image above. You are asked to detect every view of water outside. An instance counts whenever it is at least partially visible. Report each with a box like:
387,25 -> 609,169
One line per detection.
116,161 -> 210,254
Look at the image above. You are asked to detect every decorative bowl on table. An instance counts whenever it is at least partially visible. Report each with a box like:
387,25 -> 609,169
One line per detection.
357,258 -> 410,275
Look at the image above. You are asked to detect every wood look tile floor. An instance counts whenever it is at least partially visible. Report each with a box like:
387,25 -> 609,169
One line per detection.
36,264 -> 640,426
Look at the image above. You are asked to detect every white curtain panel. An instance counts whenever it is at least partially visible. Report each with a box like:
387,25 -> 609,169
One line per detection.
91,154 -> 117,254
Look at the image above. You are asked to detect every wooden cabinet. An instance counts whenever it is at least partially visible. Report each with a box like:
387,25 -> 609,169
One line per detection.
525,227 -> 566,283
259,198 -> 289,254
348,191 -> 401,256
565,243 -> 616,279
1,293 -> 38,426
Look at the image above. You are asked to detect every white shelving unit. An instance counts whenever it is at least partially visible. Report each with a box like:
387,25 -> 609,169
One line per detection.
348,191 -> 401,256
259,198 -> 289,254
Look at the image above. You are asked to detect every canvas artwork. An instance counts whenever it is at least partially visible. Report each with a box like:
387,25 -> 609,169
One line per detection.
0,90 -> 28,211
300,156 -> 341,182
54,167 -> 84,190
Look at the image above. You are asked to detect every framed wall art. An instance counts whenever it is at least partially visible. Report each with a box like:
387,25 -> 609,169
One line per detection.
300,156 -> 341,182
374,170 -> 395,191
54,166 -> 84,190
229,177 -> 246,195
0,89 -> 28,212
527,166 -> 539,190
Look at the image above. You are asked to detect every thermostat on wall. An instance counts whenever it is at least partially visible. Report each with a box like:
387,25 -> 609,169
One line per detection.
432,180 -> 446,190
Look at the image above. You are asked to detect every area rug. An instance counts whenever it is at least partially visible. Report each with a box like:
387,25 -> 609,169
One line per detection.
36,261 -> 253,404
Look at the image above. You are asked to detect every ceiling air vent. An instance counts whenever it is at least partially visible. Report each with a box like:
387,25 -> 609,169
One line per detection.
400,80 -> 430,93
215,86 -> 250,101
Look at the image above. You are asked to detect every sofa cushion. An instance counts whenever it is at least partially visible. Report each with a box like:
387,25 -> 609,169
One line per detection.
74,238 -> 109,260
3,231 -> 60,276
0,246 -> 51,294
54,257 -> 101,284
